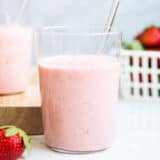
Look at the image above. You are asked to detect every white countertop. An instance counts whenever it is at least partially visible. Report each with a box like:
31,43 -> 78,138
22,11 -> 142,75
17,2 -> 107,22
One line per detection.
24,100 -> 160,160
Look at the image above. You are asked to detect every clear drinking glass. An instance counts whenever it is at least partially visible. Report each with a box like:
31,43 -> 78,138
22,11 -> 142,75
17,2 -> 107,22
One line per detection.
38,26 -> 121,153
0,0 -> 33,94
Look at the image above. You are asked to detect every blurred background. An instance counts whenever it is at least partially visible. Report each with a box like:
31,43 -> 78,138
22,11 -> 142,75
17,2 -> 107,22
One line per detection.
1,0 -> 160,41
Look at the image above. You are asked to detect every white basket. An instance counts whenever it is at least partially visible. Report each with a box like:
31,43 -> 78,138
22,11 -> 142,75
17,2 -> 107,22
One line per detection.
120,49 -> 160,100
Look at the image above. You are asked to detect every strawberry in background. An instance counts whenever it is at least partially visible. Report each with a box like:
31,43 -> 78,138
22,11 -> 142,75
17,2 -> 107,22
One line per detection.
0,125 -> 31,160
123,25 -> 160,51
136,26 -> 160,50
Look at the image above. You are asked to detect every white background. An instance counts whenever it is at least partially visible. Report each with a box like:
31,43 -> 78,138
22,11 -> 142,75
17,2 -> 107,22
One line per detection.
1,0 -> 160,40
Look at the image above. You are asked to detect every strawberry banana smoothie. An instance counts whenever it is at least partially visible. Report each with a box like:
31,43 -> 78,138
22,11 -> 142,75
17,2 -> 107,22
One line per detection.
39,55 -> 120,152
0,25 -> 32,94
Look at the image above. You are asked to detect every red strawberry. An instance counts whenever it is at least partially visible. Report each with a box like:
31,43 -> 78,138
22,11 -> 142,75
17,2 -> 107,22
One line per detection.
136,26 -> 160,48
0,125 -> 31,160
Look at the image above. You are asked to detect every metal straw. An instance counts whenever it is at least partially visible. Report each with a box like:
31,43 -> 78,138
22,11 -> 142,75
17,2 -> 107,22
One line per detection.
15,0 -> 29,23
104,0 -> 120,32
97,0 -> 120,53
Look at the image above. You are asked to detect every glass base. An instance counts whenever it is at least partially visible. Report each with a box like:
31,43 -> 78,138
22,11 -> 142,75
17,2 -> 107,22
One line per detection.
48,146 -> 108,154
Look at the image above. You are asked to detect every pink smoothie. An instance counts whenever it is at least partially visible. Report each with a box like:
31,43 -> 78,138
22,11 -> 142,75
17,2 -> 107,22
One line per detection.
39,55 -> 120,152
0,25 -> 32,94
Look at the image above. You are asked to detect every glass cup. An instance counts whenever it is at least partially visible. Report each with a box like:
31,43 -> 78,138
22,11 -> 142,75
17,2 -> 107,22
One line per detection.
0,0 -> 33,94
0,25 -> 33,94
38,26 -> 121,153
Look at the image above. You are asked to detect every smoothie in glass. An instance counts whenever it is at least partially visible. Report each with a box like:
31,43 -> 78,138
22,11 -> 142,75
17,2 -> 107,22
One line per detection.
0,25 -> 33,94
39,55 -> 120,152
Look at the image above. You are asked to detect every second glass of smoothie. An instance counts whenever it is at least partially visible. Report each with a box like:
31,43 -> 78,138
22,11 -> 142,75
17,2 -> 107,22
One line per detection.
0,24 -> 33,94
38,27 -> 121,153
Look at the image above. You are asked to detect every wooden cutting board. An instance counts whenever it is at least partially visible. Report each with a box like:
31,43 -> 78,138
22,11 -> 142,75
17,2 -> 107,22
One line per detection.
0,70 -> 43,135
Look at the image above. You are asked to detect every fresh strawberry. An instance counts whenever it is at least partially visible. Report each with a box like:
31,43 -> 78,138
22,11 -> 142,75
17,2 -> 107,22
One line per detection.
136,26 -> 160,48
0,125 -> 31,160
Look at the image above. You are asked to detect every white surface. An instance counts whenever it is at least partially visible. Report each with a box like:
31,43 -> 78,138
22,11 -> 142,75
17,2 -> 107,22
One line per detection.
25,100 -> 160,160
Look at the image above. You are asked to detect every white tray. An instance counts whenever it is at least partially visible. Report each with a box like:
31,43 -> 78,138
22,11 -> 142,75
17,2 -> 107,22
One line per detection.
120,49 -> 160,100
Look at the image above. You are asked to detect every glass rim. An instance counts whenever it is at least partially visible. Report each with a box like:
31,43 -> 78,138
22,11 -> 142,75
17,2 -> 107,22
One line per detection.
39,25 -> 122,37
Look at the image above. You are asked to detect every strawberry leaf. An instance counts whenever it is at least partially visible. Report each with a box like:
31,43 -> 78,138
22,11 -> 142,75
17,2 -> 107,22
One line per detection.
0,125 -> 16,130
6,127 -> 18,137
17,129 -> 31,152
123,40 -> 144,50
131,40 -> 144,50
